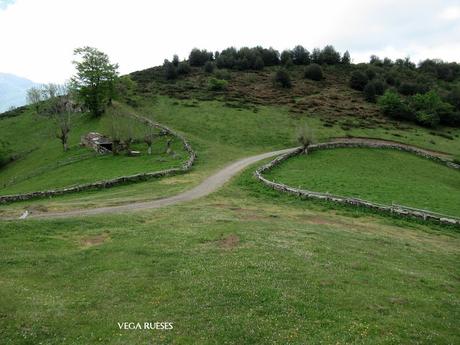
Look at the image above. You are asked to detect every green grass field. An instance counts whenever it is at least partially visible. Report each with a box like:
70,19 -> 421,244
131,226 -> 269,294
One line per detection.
264,148 -> 460,217
1,94 -> 460,344
0,175 -> 459,344
0,106 -> 187,195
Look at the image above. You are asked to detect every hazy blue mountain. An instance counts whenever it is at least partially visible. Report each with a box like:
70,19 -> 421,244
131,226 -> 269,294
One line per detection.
0,73 -> 37,113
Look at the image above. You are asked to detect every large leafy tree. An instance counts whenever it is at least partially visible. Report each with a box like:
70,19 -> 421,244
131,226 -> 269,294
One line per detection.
71,47 -> 118,117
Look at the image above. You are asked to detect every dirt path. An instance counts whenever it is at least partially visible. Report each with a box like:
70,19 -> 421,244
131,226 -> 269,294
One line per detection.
4,137 -> 454,221
13,148 -> 297,220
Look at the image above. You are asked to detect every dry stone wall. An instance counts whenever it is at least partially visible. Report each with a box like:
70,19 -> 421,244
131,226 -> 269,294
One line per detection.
0,115 -> 196,204
255,140 -> 460,226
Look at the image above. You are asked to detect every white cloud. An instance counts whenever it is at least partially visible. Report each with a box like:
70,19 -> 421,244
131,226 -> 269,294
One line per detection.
0,0 -> 459,83
439,5 -> 460,20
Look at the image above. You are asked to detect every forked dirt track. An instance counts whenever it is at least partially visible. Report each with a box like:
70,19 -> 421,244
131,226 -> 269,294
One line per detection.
3,137 -> 453,220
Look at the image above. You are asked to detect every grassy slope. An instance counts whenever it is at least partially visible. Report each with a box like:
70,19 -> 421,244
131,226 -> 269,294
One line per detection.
0,106 -> 186,195
1,95 -> 459,217
0,175 -> 458,344
265,148 -> 460,216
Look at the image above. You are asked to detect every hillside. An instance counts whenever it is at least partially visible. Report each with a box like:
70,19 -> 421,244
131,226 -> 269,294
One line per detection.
0,47 -> 459,344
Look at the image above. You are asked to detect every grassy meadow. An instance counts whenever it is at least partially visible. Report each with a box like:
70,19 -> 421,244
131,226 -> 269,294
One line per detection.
264,148 -> 460,217
0,173 -> 459,344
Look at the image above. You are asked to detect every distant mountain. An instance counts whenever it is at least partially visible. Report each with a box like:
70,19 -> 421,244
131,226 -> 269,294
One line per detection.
0,73 -> 37,113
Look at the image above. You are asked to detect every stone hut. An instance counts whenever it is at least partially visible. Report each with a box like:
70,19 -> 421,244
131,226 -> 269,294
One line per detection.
81,132 -> 113,154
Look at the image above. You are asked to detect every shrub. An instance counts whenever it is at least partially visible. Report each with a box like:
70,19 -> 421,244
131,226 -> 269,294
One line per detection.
372,79 -> 386,95
363,82 -> 377,102
204,61 -> 215,73
163,60 -> 177,80
415,111 -> 440,127
410,91 -> 454,127
273,69 -> 292,88
398,82 -> 418,95
177,61 -> 191,75
446,86 -> 460,110
254,56 -> 265,70
0,141 -> 11,168
349,71 -> 369,91
304,64 -> 323,81
366,67 -> 377,80
296,123 -> 315,152
214,69 -> 231,80
189,48 -> 212,66
378,90 -> 413,120
208,78 -> 228,91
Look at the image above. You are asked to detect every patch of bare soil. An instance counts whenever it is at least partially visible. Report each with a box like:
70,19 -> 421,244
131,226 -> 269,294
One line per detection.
219,234 -> 240,250
80,233 -> 110,248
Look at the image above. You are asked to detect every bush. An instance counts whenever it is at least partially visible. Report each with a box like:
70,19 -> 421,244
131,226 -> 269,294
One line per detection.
163,60 -> 177,80
378,90 -> 413,120
363,82 -> 377,102
372,79 -> 386,95
214,69 -> 231,80
410,91 -> 454,127
273,69 -> 292,88
446,86 -> 460,110
208,78 -> 228,91
0,141 -> 10,168
177,61 -> 191,75
349,71 -> 369,91
415,111 -> 440,127
366,67 -> 377,80
398,82 -> 418,95
204,61 -> 215,73
189,48 -> 212,67
304,64 -> 323,81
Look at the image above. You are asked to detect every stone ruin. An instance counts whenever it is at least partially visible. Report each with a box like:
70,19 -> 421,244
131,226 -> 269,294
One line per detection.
80,132 -> 113,154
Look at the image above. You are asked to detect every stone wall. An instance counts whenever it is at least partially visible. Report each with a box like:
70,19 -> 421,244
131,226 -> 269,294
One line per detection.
254,141 -> 460,226
0,115 -> 196,204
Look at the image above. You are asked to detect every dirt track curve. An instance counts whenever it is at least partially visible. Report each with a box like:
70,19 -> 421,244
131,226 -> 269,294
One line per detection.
4,137 -> 453,221
11,148 -> 297,220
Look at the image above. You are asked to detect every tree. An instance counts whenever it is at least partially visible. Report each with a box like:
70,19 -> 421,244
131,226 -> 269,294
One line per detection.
341,51 -> 351,65
70,47 -> 119,117
172,54 -> 179,67
49,95 -> 73,151
296,123 -> 315,153
378,90 -> 413,120
321,45 -> 341,64
292,45 -> 310,65
163,59 -> 177,80
349,71 -> 369,91
26,87 -> 42,112
189,48 -> 212,66
204,61 -> 215,73
273,69 -> 291,88
280,50 -> 293,65
177,61 -> 191,75
304,64 -> 323,81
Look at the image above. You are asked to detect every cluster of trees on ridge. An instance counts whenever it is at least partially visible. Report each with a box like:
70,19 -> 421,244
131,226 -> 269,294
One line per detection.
159,45 -> 460,128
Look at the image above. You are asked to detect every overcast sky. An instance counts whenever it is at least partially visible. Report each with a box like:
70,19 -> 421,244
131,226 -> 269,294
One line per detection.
1,0 -> 459,84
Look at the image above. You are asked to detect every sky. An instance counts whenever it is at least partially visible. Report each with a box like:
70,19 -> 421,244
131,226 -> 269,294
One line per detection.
0,0 -> 459,84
